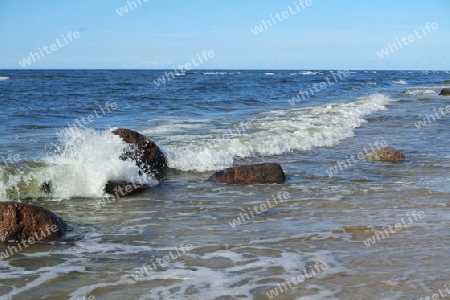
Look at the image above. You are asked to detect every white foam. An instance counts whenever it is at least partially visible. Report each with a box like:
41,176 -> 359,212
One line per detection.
157,94 -> 391,172
0,76 -> 9,81
44,128 -> 158,199
4,263 -> 86,299
393,79 -> 408,85
0,128 -> 158,200
298,71 -> 323,75
403,89 -> 436,95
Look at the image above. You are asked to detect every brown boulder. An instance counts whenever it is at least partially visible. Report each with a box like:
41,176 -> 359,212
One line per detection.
439,88 -> 450,96
0,202 -> 67,242
111,128 -> 167,179
367,147 -> 405,162
104,181 -> 148,197
209,163 -> 286,184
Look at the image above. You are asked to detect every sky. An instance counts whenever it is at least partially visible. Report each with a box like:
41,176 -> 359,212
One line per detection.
0,0 -> 449,70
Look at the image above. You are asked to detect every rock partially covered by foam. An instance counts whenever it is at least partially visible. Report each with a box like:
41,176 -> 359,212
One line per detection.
209,163 -> 286,184
367,147 -> 405,162
0,202 -> 67,242
111,128 -> 167,180
439,88 -> 450,96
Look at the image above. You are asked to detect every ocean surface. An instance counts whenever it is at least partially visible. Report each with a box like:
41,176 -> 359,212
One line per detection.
0,70 -> 449,300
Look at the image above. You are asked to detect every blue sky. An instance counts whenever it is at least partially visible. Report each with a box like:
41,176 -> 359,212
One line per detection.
0,0 -> 448,69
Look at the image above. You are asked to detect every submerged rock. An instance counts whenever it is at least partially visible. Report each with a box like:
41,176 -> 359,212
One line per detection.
104,181 -> 148,197
439,88 -> 450,96
367,147 -> 405,162
209,163 -> 286,184
111,128 -> 167,179
0,202 -> 67,242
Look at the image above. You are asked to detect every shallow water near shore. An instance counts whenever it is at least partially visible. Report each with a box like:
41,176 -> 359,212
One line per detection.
0,70 -> 449,299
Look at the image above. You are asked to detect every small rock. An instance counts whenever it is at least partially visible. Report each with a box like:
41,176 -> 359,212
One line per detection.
209,163 -> 286,184
439,88 -> 450,96
367,147 -> 405,162
40,181 -> 51,194
104,181 -> 148,197
0,202 -> 67,242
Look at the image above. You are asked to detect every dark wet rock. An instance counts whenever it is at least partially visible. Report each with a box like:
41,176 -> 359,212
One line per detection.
40,182 -> 52,194
439,88 -> 450,96
209,163 -> 286,184
367,147 -> 405,162
104,181 -> 148,197
0,201 -> 67,242
111,128 -> 167,179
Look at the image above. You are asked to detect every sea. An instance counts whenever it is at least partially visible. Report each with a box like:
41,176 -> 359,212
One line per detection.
0,69 -> 449,300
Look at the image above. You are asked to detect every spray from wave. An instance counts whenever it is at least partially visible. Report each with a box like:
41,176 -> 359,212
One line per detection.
0,128 -> 157,200
0,93 -> 391,199
152,93 -> 391,172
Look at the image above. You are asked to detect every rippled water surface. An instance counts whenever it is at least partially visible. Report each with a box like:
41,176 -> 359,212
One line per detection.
0,70 -> 449,299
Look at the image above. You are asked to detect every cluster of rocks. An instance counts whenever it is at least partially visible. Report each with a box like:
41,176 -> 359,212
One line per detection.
1,127 -> 406,243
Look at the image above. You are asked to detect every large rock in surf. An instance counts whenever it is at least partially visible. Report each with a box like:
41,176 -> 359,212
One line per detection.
104,181 -> 148,197
111,128 -> 167,180
209,163 -> 286,184
439,88 -> 450,96
367,147 -> 405,162
0,202 -> 67,242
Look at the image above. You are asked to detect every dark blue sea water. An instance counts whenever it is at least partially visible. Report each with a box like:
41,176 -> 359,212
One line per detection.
0,70 -> 449,299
